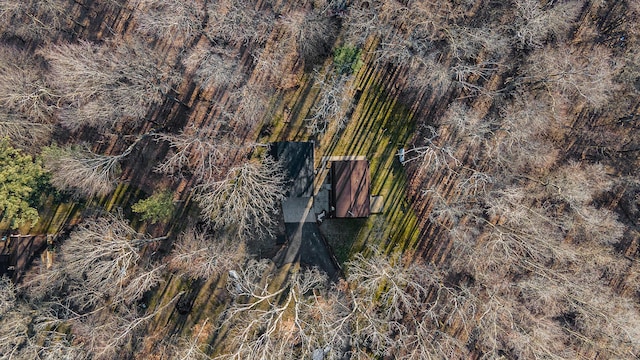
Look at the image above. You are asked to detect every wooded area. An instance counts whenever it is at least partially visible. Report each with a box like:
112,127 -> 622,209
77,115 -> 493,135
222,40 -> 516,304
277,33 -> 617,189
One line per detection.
0,0 -> 639,359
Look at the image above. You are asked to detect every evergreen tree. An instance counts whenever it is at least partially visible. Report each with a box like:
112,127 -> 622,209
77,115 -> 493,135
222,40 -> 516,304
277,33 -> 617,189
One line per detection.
0,138 -> 44,228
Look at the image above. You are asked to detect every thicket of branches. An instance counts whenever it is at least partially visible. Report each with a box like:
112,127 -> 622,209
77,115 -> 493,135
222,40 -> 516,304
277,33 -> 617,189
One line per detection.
206,251 -> 472,359
0,47 -> 56,147
0,0 -> 73,42
169,227 -> 246,280
42,39 -> 177,131
393,0 -> 640,358
0,213 -> 180,359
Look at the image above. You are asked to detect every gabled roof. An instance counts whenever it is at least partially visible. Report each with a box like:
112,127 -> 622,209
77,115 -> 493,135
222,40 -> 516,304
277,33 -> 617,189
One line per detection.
331,160 -> 370,218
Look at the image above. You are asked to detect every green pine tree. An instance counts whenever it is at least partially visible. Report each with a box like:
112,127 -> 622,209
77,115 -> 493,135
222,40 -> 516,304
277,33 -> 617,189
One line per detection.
0,138 -> 45,229
132,191 -> 175,224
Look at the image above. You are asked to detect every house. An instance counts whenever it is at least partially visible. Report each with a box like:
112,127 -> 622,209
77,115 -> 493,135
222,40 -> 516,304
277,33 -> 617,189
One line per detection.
330,159 -> 371,218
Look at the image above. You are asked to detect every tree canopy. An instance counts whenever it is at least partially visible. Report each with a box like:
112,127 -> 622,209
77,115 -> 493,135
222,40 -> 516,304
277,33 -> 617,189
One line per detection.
0,138 -> 44,228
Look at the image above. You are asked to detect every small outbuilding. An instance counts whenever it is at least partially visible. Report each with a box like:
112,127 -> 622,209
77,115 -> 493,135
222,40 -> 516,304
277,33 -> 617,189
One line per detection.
330,159 -> 371,218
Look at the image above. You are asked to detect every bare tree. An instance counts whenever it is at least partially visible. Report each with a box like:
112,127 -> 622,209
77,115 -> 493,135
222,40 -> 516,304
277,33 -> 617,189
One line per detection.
437,159 -> 637,358
0,46 -> 57,123
15,214 -> 178,359
341,0 -> 384,46
0,303 -> 35,358
205,0 -> 275,46
0,284 -> 84,358
58,214 -> 166,309
402,126 -> 461,169
17,306 -> 91,360
0,0 -> 72,43
170,338 -> 212,360
343,0 -> 469,47
512,0 -> 582,48
217,261 -> 341,359
305,73 -> 352,134
69,292 -> 183,359
0,293 -> 90,359
409,53 -> 452,98
445,25 -> 508,62
235,83 -> 275,125
544,161 -> 612,207
134,0 -> 205,42
280,9 -> 338,68
374,32 -> 431,70
0,276 -> 16,316
42,145 -> 124,197
0,46 -> 56,147
20,261 -> 67,304
484,95 -> 561,176
183,46 -> 245,90
564,284 -> 640,357
24,337 -> 89,360
144,327 -> 212,360
42,131 -> 151,197
438,103 -> 493,149
472,288 -> 559,359
525,44 -> 620,109
344,252 -> 473,359
251,41 -> 298,89
169,227 -> 246,279
494,93 -> 554,151
195,156 -> 287,240
0,114 -> 53,149
42,39 -> 176,130
467,255 -> 640,359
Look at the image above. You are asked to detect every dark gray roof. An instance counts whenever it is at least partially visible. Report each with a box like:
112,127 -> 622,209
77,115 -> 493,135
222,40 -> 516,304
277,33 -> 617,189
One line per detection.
269,142 -> 315,198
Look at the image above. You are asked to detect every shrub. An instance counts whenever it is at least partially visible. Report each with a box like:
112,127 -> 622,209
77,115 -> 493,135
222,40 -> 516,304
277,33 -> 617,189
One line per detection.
132,191 -> 175,224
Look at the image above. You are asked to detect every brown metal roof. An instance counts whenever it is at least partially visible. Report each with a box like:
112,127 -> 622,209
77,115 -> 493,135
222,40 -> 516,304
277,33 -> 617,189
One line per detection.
331,160 -> 371,218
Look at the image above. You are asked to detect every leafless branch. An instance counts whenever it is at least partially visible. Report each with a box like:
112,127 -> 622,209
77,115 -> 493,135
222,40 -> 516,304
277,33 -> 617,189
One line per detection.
154,126 -> 253,182
205,0 -> 275,46
218,262 -> 335,359
184,46 -> 245,90
59,214 -> 166,309
42,145 -> 123,197
306,73 -> 352,134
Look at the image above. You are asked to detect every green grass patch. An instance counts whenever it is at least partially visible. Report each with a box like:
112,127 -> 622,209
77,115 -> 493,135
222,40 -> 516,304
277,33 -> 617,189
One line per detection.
317,60 -> 420,258
334,45 -> 363,75
320,218 -> 367,264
